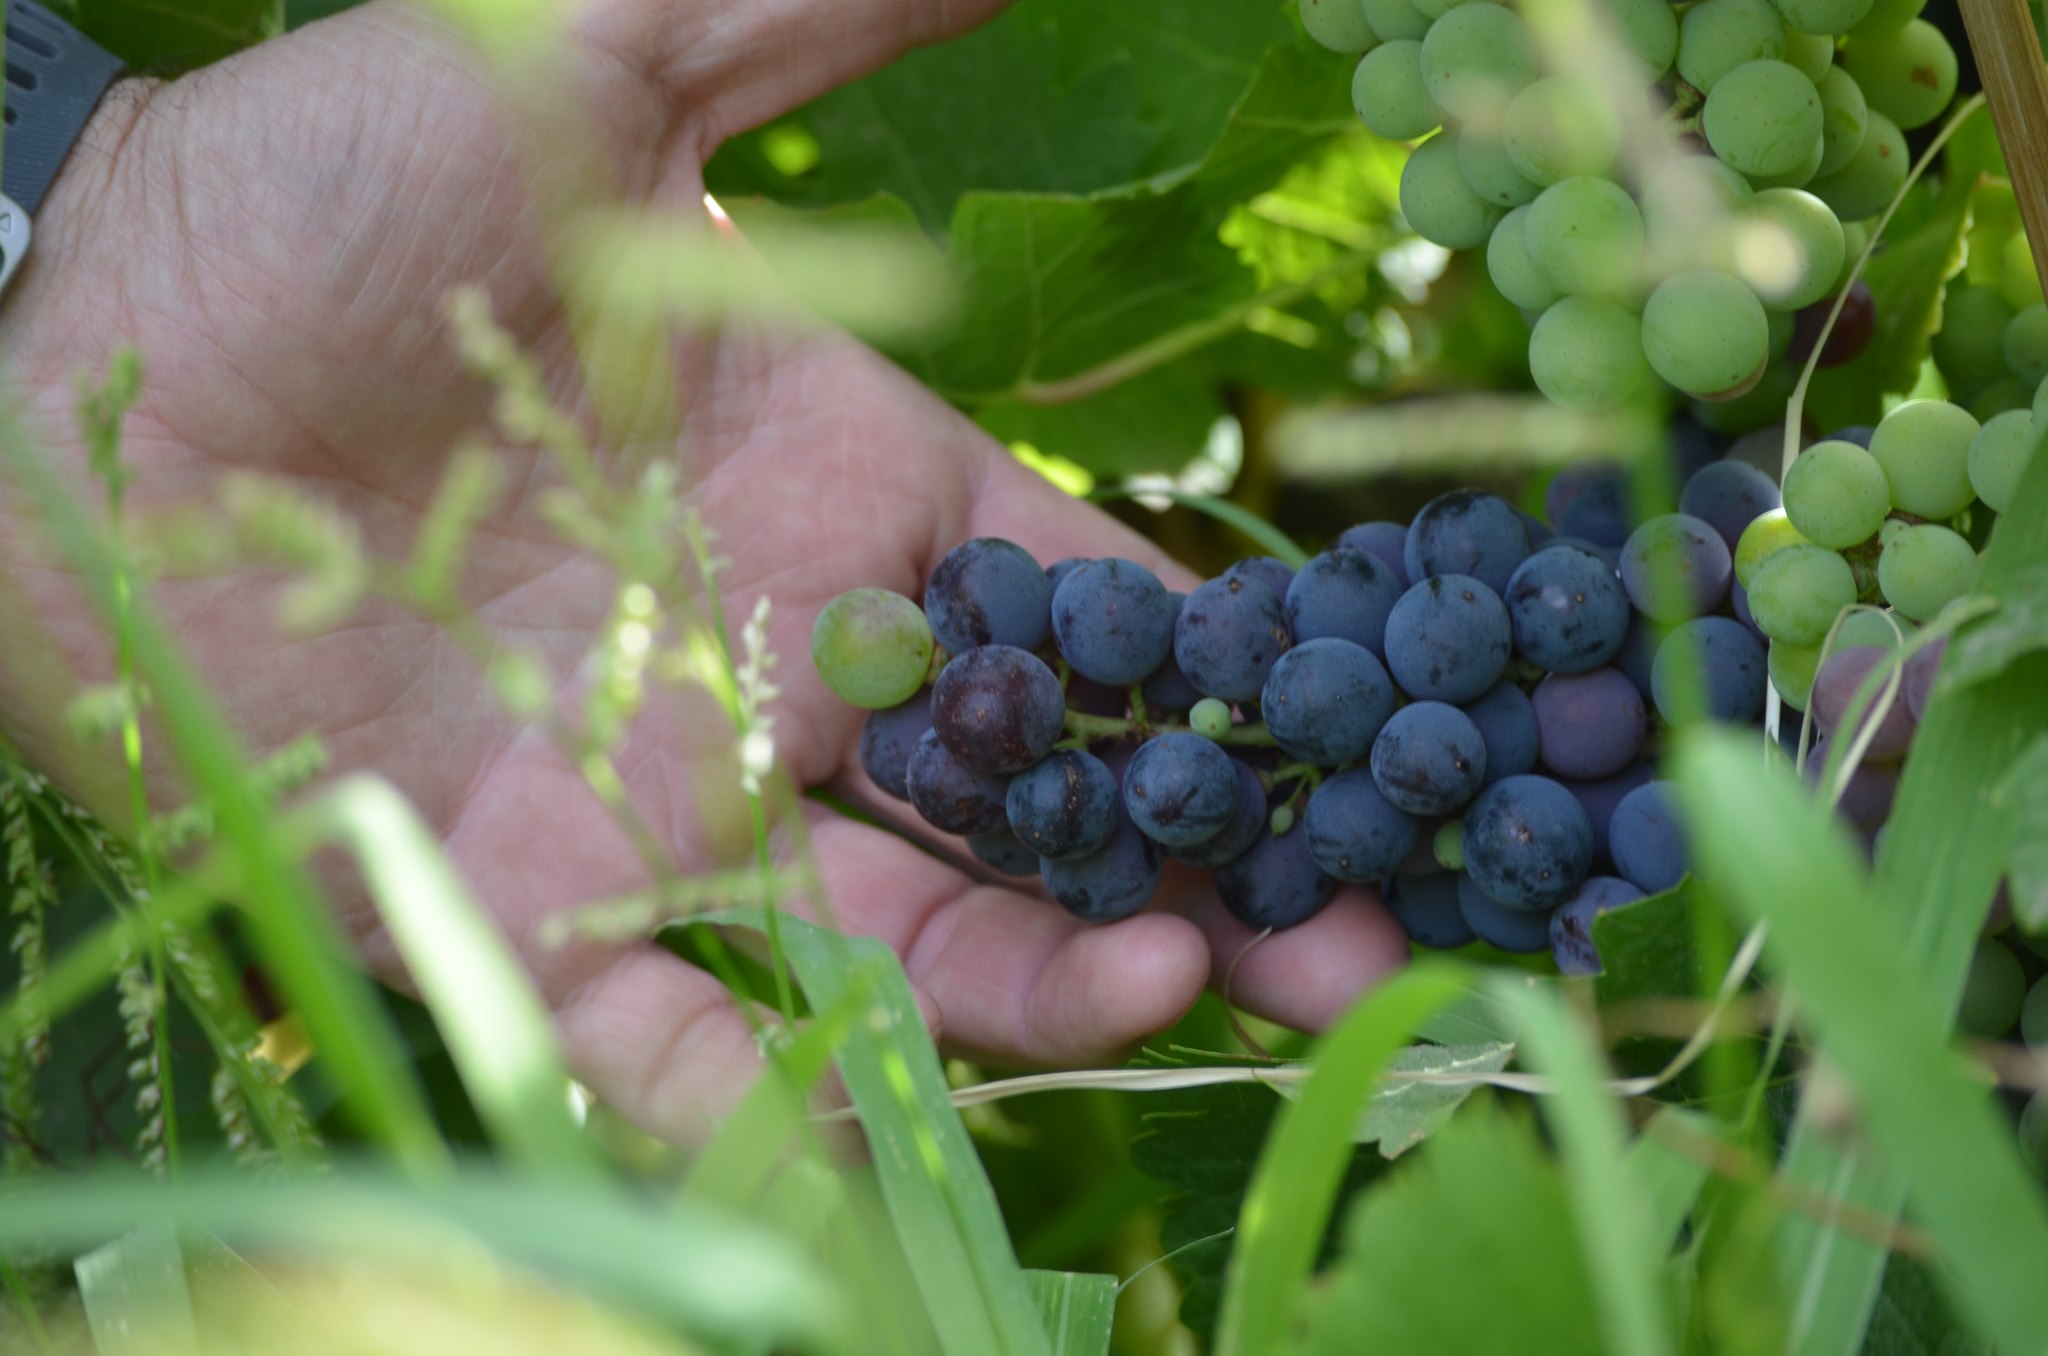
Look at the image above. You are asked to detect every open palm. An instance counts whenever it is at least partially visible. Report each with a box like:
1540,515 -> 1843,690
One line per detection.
0,0 -> 1406,1141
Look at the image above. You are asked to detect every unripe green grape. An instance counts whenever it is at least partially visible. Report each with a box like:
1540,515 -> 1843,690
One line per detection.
1773,0 -> 1873,33
1354,42 -> 1441,141
1968,378 -> 2032,421
1816,68 -> 1869,176
1768,637 -> 1822,707
1524,177 -> 1645,297
1504,77 -> 1622,186
1459,125 -> 1541,206
1870,398 -> 1980,517
1737,508 -> 1811,585
2005,303 -> 2048,383
1782,439 -> 1891,546
1644,155 -> 1754,271
2034,373 -> 2048,430
1399,132 -> 1506,247
2021,1095 -> 2048,1177
1744,130 -> 1826,189
1968,408 -> 2036,512
1848,0 -> 1925,34
1412,0 -> 1451,19
1738,188 -> 1844,311
1434,820 -> 1466,871
1934,283 -> 2017,389
1749,543 -> 1857,644
2003,232 -> 2045,310
1703,61 -> 1824,178
1808,109 -> 1907,222
1843,19 -> 1957,130
1488,205 -> 1564,309
1642,270 -> 1770,397
1958,939 -> 2026,1037
1600,0 -> 1680,78
1784,29 -> 1836,80
1679,0 -> 1789,92
1364,0 -> 1432,42
1420,3 -> 1539,120
812,588 -> 934,709
1834,607 -> 1914,649
1529,297 -> 1648,409
1300,0 -> 1380,52
2023,973 -> 2048,1053
1190,696 -> 1234,740
1878,524 -> 1978,620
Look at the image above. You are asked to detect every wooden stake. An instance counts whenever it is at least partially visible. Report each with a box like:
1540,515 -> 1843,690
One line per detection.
1958,0 -> 2048,282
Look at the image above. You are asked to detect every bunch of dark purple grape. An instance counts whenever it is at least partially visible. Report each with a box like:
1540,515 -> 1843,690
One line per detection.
814,476 -> 1795,976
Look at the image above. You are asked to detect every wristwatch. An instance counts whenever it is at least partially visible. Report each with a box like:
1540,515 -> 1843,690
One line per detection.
0,1 -> 125,295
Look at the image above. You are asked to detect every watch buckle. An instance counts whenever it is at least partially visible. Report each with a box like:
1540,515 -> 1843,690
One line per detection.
0,194 -> 33,295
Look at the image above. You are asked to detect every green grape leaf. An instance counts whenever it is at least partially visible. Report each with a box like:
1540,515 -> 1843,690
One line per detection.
1260,1042 -> 1520,1158
1415,987 -> 1522,1046
1127,1048 -> 1389,1344
977,362 -> 1225,480
1862,1253 -> 1994,1356
705,0 -> 1296,230
1353,1042 -> 1516,1159
712,29 -> 1356,476
1297,1099 -> 1604,1354
68,0 -> 279,72
1591,878 -> 1718,1007
910,44 -> 1354,402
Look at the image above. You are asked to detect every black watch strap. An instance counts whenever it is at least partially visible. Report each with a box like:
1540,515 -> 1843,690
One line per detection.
3,0 -> 124,216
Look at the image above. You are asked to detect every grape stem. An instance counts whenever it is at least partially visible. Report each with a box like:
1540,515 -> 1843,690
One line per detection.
1061,709 -> 1279,746
1264,762 -> 1324,799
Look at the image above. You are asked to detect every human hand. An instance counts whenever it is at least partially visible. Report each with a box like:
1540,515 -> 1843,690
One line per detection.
0,0 -> 1408,1142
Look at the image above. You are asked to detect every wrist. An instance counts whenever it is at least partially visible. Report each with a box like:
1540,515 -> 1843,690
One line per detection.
17,77 -> 160,285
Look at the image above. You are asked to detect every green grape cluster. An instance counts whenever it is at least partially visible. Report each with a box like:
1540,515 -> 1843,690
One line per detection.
1931,231 -> 2048,418
1733,385 -> 2042,693
1303,0 -> 1966,411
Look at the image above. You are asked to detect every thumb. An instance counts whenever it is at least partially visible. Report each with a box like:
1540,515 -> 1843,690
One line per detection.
574,0 -> 1017,149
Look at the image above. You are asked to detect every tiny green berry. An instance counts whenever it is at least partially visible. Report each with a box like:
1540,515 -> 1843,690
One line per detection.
1190,697 -> 1232,740
1269,804 -> 1297,836
1434,820 -> 1465,872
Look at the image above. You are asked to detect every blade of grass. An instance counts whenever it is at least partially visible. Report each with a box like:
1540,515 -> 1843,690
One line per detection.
0,1258 -> 57,1356
0,413 -> 446,1173
1211,964 -> 1467,1356
1502,979 -> 1675,1356
1086,488 -> 1309,567
1766,431 -> 2048,1355
74,1223 -> 199,1356
1,1164 -> 841,1350
1627,1109 -> 1715,1252
696,909 -> 1053,1356
684,971 -> 870,1212
305,774 -> 601,1178
1025,1271 -> 1117,1356
1671,729 -> 2048,1353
